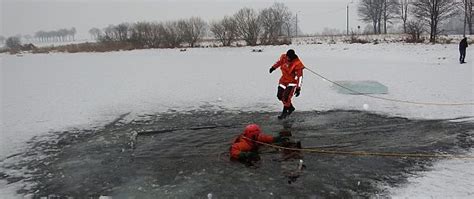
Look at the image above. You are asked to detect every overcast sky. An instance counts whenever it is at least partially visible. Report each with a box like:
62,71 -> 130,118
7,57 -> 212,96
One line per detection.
1,0 -> 362,39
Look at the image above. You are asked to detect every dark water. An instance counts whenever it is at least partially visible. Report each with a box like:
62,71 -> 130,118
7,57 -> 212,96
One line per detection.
1,110 -> 473,198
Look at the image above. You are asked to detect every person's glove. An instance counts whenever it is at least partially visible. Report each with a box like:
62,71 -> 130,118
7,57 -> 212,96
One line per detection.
295,88 -> 301,97
238,152 -> 259,161
273,135 -> 290,144
269,67 -> 276,73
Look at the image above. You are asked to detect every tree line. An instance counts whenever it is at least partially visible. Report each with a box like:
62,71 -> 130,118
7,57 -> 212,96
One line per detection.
358,0 -> 472,43
88,3 -> 296,48
34,28 -> 77,42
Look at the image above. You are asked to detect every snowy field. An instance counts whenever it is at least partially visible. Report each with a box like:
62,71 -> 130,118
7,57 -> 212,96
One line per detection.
1,42 -> 473,197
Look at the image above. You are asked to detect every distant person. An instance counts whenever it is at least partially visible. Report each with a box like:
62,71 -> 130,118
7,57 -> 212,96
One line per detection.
229,124 -> 288,164
269,49 -> 305,119
459,37 -> 468,64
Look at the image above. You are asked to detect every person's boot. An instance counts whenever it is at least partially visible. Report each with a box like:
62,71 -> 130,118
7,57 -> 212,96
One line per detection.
287,105 -> 295,116
278,107 -> 288,120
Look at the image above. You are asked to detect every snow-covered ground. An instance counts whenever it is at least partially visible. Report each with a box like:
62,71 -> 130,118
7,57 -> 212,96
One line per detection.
1,42 -> 473,197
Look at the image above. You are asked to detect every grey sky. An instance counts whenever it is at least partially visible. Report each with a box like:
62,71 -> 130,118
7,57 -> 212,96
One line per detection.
2,0 -> 362,39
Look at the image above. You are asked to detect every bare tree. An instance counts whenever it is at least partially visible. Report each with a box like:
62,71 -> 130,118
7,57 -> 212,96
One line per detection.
35,31 -> 45,42
382,0 -> 400,33
5,36 -> 22,50
58,29 -> 68,41
162,21 -> 183,48
406,20 -> 424,42
0,36 -> 5,44
359,0 -> 399,34
397,0 -> 411,33
128,22 -> 165,48
89,28 -> 102,40
102,25 -> 117,41
149,22 -> 166,48
358,0 -> 384,34
234,8 -> 261,46
130,22 -> 151,47
412,0 -> 459,43
179,17 -> 207,47
210,16 -> 238,46
69,27 -> 77,41
259,3 -> 292,44
115,23 -> 129,42
282,13 -> 296,37
461,0 -> 473,35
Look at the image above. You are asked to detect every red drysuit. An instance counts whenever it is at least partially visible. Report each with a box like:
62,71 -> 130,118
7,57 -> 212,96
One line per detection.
229,124 -> 275,160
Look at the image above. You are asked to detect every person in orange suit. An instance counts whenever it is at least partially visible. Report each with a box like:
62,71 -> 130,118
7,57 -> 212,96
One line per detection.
269,49 -> 305,119
230,124 -> 287,163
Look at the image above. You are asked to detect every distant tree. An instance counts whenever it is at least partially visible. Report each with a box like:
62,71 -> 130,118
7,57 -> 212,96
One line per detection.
69,27 -> 77,41
115,23 -> 129,41
58,29 -> 68,41
382,0 -> 400,34
461,0 -> 472,35
412,0 -> 459,43
102,25 -> 116,41
88,27 -> 102,40
358,0 -> 384,34
210,16 -> 238,46
234,8 -> 261,46
358,0 -> 398,34
259,3 -> 292,45
162,21 -> 183,48
148,22 -> 166,48
179,17 -> 207,47
406,20 -> 424,42
282,12 -> 296,37
396,0 -> 411,33
0,36 -> 5,44
5,36 -> 22,50
128,22 -> 166,48
100,23 -> 129,42
35,31 -> 45,42
129,22 -> 151,47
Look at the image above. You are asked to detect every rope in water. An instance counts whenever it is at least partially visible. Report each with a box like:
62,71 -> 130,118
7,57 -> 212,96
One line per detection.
243,136 -> 474,160
304,67 -> 474,106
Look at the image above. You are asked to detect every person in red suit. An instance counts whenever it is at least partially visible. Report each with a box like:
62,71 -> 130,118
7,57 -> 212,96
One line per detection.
229,124 -> 287,163
269,49 -> 305,119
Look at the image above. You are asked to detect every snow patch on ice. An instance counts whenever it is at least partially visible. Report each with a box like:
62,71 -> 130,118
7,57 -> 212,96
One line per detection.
389,150 -> 474,199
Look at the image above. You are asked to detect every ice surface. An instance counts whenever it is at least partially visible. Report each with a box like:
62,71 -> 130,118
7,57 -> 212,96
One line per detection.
1,42 -> 473,197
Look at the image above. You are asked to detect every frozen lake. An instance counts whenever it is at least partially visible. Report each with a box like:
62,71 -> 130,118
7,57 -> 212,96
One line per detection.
1,43 -> 473,197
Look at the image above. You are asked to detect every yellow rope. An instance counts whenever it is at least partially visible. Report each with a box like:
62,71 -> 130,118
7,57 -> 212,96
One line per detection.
304,67 -> 474,106
243,136 -> 474,160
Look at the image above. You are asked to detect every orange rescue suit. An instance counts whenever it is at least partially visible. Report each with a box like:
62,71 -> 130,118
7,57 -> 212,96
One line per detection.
230,133 -> 274,160
272,54 -> 305,88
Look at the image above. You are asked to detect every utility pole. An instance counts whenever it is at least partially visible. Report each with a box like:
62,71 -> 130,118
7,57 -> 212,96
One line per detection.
346,1 -> 354,35
347,4 -> 349,35
296,12 -> 298,37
